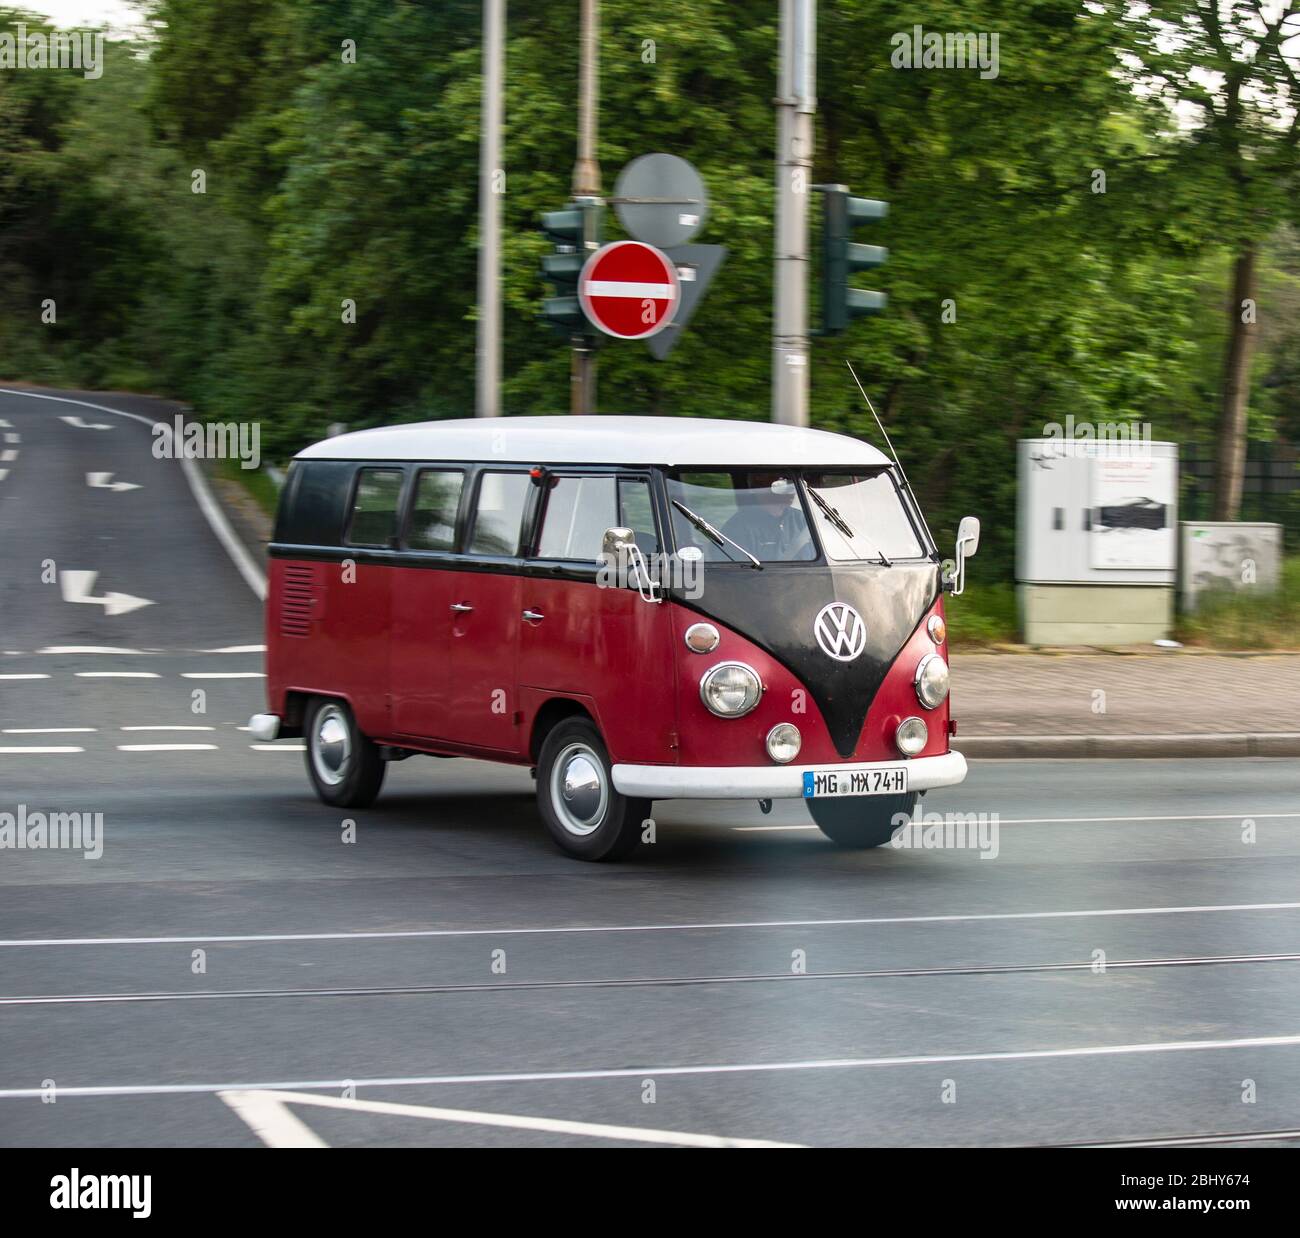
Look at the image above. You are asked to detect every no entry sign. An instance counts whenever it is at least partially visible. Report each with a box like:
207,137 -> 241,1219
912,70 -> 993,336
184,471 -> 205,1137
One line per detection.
578,240 -> 680,340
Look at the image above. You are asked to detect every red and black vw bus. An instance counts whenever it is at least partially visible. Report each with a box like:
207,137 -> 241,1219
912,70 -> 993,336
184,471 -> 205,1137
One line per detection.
250,416 -> 978,860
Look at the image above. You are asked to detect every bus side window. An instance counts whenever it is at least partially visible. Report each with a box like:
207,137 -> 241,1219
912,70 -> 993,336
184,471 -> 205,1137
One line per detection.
468,471 -> 531,556
346,468 -> 404,547
618,477 -> 659,555
407,470 -> 464,552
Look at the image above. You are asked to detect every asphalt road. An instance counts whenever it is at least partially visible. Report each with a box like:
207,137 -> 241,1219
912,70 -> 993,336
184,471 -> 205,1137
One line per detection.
1,386 -> 1299,1149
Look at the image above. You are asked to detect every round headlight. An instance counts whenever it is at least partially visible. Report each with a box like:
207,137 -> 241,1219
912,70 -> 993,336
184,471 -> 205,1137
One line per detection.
700,662 -> 762,717
895,716 -> 928,756
914,653 -> 949,709
766,723 -> 802,764
927,614 -> 947,645
684,622 -> 720,654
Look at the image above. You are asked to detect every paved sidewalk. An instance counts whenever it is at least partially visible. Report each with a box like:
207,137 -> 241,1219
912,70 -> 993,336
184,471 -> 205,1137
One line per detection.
951,652 -> 1300,757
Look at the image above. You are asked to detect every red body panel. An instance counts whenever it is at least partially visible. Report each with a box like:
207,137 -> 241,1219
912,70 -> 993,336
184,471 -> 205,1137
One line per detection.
266,559 -> 950,769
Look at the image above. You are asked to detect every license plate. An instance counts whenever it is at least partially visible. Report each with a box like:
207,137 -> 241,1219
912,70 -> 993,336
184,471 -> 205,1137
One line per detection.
802,766 -> 908,798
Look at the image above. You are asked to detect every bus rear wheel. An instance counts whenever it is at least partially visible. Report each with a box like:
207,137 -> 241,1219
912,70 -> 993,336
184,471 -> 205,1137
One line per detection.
536,718 -> 649,862
807,792 -> 916,849
304,696 -> 385,809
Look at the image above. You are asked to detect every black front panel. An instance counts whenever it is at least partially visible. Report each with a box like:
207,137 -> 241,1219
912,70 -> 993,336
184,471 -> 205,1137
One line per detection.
676,561 -> 940,757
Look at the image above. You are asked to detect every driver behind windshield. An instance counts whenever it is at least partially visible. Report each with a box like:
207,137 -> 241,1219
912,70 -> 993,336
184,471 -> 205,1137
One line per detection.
721,473 -> 812,560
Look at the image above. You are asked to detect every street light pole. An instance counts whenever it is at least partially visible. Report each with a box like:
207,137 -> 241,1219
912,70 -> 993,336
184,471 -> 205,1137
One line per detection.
570,0 -> 601,415
772,0 -> 815,426
475,0 -> 504,418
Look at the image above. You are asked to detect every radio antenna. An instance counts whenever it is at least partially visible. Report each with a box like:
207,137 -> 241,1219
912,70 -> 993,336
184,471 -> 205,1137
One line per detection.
845,360 -> 937,552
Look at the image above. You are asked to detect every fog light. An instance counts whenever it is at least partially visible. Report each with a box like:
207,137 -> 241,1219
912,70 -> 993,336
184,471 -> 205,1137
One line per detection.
927,614 -> 946,645
766,723 -> 802,764
914,653 -> 949,709
700,662 -> 762,717
895,716 -> 928,756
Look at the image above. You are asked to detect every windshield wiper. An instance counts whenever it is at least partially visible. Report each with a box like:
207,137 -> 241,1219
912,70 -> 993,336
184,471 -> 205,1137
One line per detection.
805,485 -> 892,567
671,499 -> 762,569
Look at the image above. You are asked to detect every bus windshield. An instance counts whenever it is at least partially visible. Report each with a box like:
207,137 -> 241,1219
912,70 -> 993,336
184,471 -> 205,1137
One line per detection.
667,471 -> 817,563
802,471 -> 926,561
666,469 -> 927,564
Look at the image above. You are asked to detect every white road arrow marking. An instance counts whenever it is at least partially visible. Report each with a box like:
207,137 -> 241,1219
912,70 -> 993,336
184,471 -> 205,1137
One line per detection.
86,472 -> 141,492
217,1089 -> 803,1149
59,415 -> 112,430
59,570 -> 155,617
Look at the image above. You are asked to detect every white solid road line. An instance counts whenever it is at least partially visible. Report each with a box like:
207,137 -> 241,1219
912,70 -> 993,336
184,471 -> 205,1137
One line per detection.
116,743 -> 218,752
3,1031 -> 1300,1103
75,671 -> 160,679
0,389 -> 267,600
0,673 -> 49,680
737,811 -> 1300,832
217,1088 -> 802,1150
5,901 -> 1300,950
180,672 -> 265,679
0,746 -> 84,754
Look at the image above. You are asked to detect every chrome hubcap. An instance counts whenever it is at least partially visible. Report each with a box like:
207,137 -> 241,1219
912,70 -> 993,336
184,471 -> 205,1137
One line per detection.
311,704 -> 352,787
551,742 -> 608,837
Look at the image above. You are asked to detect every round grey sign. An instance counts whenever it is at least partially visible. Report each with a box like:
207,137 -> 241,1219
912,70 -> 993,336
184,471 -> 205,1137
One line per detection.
613,153 -> 708,249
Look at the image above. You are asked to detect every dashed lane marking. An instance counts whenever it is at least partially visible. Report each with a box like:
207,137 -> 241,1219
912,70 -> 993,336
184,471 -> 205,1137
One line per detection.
0,674 -> 48,681
116,744 -> 219,753
251,744 -> 305,752
74,671 -> 160,679
179,672 -> 265,680
120,725 -> 215,732
3,728 -> 96,734
0,746 -> 84,754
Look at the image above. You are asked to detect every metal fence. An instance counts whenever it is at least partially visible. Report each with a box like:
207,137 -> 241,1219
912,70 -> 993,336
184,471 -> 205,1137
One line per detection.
1180,442 -> 1300,549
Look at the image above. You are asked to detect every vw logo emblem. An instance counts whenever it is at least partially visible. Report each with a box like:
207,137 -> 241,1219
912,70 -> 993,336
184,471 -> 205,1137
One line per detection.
814,602 -> 867,662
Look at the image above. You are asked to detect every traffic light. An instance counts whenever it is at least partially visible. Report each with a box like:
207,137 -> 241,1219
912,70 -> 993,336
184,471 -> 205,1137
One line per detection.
539,202 -> 600,335
814,184 -> 887,334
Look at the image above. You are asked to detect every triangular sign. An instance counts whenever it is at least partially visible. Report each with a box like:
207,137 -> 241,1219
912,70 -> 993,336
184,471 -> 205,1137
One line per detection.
646,244 -> 727,360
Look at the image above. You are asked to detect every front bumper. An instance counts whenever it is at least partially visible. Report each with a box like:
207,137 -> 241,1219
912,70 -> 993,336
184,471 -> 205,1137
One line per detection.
612,749 -> 968,800
247,713 -> 281,742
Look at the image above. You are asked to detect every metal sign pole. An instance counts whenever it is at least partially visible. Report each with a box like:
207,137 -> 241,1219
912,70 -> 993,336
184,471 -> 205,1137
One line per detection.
571,0 -> 601,415
772,0 -> 815,426
475,0 -> 504,418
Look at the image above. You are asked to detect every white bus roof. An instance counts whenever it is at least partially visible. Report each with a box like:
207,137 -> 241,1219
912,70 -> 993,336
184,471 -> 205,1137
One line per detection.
296,415 -> 891,469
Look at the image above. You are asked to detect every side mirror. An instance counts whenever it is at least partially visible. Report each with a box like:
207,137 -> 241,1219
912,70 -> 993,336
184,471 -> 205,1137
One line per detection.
601,526 -> 661,604
957,515 -> 980,558
949,515 -> 980,596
